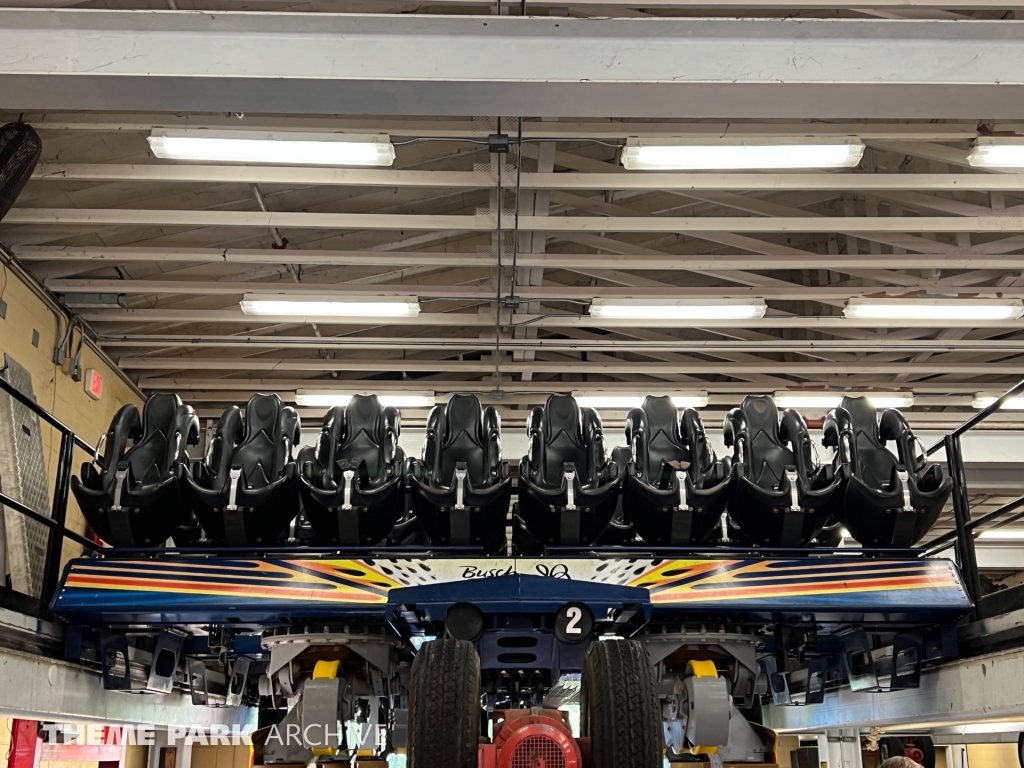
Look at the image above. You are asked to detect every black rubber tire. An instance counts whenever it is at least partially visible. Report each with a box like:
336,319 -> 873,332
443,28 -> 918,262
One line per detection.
408,638 -> 480,768
1017,732 -> 1023,768
581,639 -> 662,768
879,737 -> 905,762
910,735 -> 936,768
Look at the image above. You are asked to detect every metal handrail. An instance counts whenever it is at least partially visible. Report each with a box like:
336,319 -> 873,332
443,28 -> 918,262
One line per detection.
923,377 -> 1024,457
0,374 -> 95,456
0,371 -> 102,610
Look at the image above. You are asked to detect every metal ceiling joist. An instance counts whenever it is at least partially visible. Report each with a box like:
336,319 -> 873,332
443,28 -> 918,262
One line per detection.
11,209 -> 1024,232
21,246 -> 1024,271
132,377 -> 1018,394
1,113 -> 994,140
75,308 -> 1024,328
95,334 -> 1024,353
48,278 -> 1022,300
30,165 -> 1024,192
6,12 -> 1024,117
113,357 -> 1024,375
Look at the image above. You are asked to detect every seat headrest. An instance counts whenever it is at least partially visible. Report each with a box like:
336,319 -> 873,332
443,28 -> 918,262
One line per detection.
141,393 -> 184,437
346,395 -> 382,437
840,395 -> 878,434
543,394 -> 583,445
245,393 -> 283,438
445,393 -> 484,444
742,395 -> 781,435
643,396 -> 681,441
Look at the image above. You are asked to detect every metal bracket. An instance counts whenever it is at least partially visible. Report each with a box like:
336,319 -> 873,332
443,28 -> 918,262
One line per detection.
188,659 -> 209,705
226,467 -> 241,511
897,469 -> 914,512
146,628 -> 187,694
839,629 -> 879,692
564,467 -> 577,511
786,468 -> 800,512
111,469 -> 127,511
225,657 -> 251,707
100,632 -> 132,691
454,464 -> 467,511
341,469 -> 355,511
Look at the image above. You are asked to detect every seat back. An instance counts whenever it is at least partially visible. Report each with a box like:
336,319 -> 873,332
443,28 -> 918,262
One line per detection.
425,394 -> 501,487
122,393 -> 198,485
635,396 -> 691,488
310,395 -> 401,484
838,396 -> 898,489
526,394 -> 605,486
230,394 -> 299,489
729,395 -> 795,490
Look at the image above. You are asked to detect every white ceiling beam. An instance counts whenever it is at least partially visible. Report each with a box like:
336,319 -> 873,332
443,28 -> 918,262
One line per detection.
22,246 -> 1024,270
1,113 -> 993,140
133,377 -> 1019,395
113,357 -> 1024,375
49,278 -> 1024,300
95,334 -> 1024,353
54,276 -> 1024,301
30,165 -> 1024,192
7,12 -> 1024,118
75,308 -> 1024,328
13,208 -> 1024,232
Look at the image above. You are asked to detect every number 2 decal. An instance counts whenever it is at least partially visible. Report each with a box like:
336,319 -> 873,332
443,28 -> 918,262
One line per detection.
565,606 -> 583,634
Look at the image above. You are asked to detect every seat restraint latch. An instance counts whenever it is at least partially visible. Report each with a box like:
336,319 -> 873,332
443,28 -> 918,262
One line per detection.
564,466 -> 577,511
896,469 -> 913,512
226,467 -> 242,511
342,469 -> 355,511
676,470 -> 690,511
111,468 -> 127,511
454,464 -> 468,510
786,469 -> 800,512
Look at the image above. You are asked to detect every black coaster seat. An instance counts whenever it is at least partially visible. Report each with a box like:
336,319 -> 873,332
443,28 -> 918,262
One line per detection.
823,395 -> 951,547
622,396 -> 731,546
184,393 -> 301,546
723,395 -> 843,547
407,394 -> 512,553
298,395 -> 407,546
72,393 -> 199,547
516,394 -> 622,548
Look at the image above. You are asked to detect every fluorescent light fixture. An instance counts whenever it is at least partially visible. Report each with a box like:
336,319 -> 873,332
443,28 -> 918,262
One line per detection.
773,391 -> 915,409
240,294 -> 420,318
148,129 -> 396,166
296,391 -> 435,408
590,298 -> 766,321
572,391 -> 710,410
972,392 -> 1024,410
978,528 -> 1024,541
968,137 -> 1024,169
845,297 -> 1024,321
621,137 -> 865,171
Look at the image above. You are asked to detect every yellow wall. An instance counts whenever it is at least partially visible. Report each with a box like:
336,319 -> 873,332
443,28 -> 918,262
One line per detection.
966,743 -> 1019,767
190,744 -> 251,768
0,258 -> 142,566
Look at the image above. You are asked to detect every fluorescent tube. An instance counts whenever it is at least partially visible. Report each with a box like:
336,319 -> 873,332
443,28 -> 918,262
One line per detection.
621,138 -> 864,171
149,129 -> 395,167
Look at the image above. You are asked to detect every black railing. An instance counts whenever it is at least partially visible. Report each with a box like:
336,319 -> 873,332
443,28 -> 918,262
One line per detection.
0,374 -> 100,615
916,377 -> 1024,621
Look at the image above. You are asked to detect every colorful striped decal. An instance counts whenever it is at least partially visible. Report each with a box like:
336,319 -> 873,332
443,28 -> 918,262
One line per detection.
629,559 -> 964,604
63,558 -> 403,604
53,556 -> 970,622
